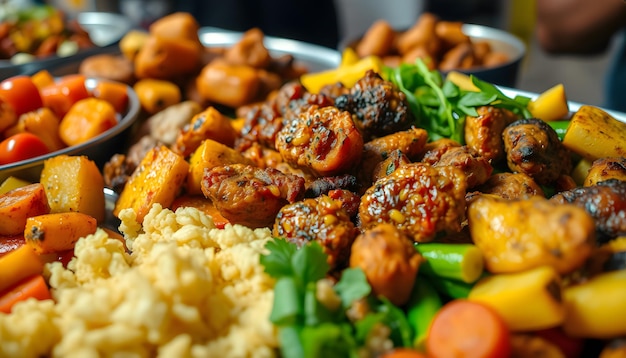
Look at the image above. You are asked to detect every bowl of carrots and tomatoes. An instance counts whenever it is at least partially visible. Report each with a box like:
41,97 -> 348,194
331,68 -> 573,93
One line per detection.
0,72 -> 141,183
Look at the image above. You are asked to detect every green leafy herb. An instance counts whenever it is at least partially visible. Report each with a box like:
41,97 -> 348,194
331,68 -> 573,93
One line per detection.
383,58 -> 533,143
334,267 -> 371,309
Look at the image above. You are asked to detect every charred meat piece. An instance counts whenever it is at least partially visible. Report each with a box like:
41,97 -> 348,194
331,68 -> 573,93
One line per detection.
476,172 -> 544,200
318,81 -> 350,101
419,138 -> 461,164
584,157 -> 626,187
304,174 -> 360,198
359,162 -> 467,242
503,118 -> 573,185
103,154 -> 136,194
464,106 -> 519,162
334,70 -> 414,141
550,179 -> 626,242
433,145 -> 493,188
371,149 -> 412,184
349,223 -> 424,306
327,189 -> 361,219
201,164 -> 305,228
276,105 -> 364,177
273,194 -> 359,269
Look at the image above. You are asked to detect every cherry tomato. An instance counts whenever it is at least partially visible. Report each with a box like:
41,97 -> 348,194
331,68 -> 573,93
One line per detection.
427,299 -> 512,358
0,76 -> 43,116
0,133 -> 50,165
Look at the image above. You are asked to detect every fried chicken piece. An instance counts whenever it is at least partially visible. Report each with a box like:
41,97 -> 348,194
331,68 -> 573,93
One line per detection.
334,70 -> 414,141
276,105 -> 364,177
503,118 -> 573,185
359,162 -> 467,242
201,164 -> 305,228
550,179 -> 626,242
273,194 -> 359,269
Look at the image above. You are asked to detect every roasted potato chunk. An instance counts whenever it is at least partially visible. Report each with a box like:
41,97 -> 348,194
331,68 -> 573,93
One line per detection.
468,194 -> 595,274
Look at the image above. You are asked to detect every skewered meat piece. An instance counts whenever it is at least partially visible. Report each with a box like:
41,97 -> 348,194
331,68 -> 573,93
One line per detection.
276,105 -> 364,177
359,162 -> 467,242
273,194 -> 359,269
503,118 -> 573,185
432,145 -> 493,188
201,164 -> 305,228
464,106 -> 519,162
334,70 -> 414,141
476,172 -> 544,200
550,179 -> 626,242
349,223 -> 424,306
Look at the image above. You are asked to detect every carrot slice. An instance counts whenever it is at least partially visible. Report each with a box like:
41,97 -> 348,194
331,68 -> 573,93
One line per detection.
427,299 -> 512,358
0,274 -> 51,313
0,244 -> 45,293
24,212 -> 98,254
0,183 -> 50,236
92,80 -> 129,113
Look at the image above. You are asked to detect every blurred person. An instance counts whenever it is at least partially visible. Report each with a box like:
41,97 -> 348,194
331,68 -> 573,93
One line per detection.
535,0 -> 626,112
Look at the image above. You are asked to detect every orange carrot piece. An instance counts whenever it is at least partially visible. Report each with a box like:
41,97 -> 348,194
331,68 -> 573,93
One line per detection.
0,234 -> 25,258
0,274 -> 51,313
30,69 -> 55,90
0,244 -> 45,292
92,80 -> 129,113
24,212 -> 98,254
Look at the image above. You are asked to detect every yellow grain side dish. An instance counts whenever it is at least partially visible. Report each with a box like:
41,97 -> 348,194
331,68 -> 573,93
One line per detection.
0,204 -> 278,358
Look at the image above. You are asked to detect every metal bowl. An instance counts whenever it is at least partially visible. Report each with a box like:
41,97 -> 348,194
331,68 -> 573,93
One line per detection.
342,23 -> 526,87
459,24 -> 526,87
0,78 -> 141,183
0,12 -> 135,79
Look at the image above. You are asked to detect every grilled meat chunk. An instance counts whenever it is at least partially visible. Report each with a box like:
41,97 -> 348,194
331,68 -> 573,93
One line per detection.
201,164 -> 305,228
334,70 -> 414,141
273,194 -> 359,269
584,157 -> 626,187
276,105 -> 364,177
550,179 -> 626,242
359,162 -> 467,242
503,118 -> 573,185
433,145 -> 493,188
464,106 -> 519,162
476,172 -> 544,200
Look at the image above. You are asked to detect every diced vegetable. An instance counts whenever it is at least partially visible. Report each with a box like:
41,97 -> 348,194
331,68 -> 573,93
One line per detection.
24,212 -> 98,254
0,176 -> 30,195
133,78 -> 181,114
59,97 -> 118,146
113,145 -> 190,223
0,274 -> 51,313
10,107 -> 65,152
134,35 -> 201,80
528,84 -> 569,121
562,105 -> 626,160
0,183 -> 50,236
426,299 -> 511,358
40,155 -> 105,223
174,106 -> 240,157
119,29 -> 150,61
40,74 -> 90,118
563,269 -> 626,339
406,277 -> 442,350
195,59 -> 261,108
468,265 -> 565,331
427,276 -> 474,299
186,139 -> 252,195
0,244 -> 45,293
300,55 -> 383,94
30,69 -> 55,90
414,242 -> 484,283
92,80 -> 129,114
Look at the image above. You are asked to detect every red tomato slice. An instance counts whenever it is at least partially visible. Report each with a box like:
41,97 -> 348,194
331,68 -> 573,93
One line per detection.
427,299 -> 512,358
0,75 -> 43,116
0,133 -> 50,165
40,74 -> 90,118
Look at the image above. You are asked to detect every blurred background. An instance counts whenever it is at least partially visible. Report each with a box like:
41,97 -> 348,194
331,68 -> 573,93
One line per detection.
19,0 -> 626,110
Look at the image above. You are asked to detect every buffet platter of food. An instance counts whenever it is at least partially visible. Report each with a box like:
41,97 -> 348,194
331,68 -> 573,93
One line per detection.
0,9 -> 625,358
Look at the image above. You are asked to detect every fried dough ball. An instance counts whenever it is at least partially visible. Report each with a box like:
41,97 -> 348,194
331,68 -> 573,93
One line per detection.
349,223 -> 424,306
